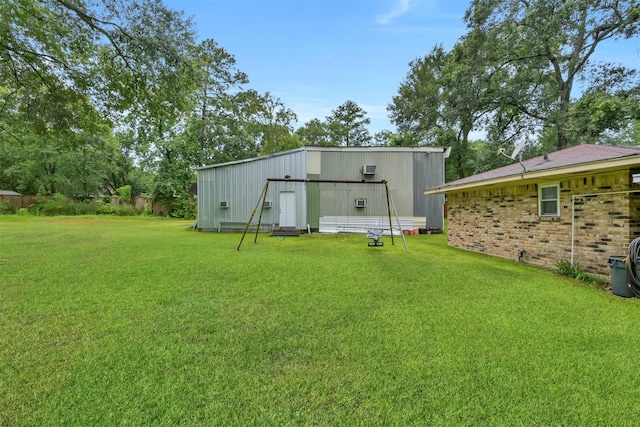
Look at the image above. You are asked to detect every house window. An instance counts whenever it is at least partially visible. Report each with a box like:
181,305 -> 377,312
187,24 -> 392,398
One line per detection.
539,183 -> 560,216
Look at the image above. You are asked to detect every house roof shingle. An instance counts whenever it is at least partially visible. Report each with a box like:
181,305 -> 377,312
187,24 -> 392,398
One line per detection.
426,145 -> 640,194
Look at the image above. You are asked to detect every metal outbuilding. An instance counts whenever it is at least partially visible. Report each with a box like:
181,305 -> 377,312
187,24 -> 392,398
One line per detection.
196,146 -> 449,232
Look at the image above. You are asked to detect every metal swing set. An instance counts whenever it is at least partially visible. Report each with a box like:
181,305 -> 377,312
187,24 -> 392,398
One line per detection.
237,178 -> 408,252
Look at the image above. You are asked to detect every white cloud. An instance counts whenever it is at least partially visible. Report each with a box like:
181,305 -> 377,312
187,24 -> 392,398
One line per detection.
376,0 -> 411,25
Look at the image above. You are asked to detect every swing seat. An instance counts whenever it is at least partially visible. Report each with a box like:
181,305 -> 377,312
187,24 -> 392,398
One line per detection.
367,229 -> 384,247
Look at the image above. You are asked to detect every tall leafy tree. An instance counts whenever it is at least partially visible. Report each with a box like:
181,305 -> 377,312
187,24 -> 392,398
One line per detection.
187,38 -> 249,166
181,92 -> 258,169
249,91 -> 300,155
465,0 -> 640,150
0,80 -> 117,196
183,41 -> 300,165
2,0 -> 198,125
389,36 -> 496,179
566,64 -> 640,145
389,46 -> 448,146
372,130 -> 395,146
325,100 -> 372,146
295,119 -> 331,146
1,0 -> 201,198
105,131 -> 153,198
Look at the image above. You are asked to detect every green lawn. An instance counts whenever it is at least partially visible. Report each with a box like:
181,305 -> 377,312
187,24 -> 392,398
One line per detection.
1,216 -> 639,425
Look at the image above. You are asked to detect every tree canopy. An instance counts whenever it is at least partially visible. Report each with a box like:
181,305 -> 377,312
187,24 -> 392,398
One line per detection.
389,0 -> 639,180
296,100 -> 373,147
465,0 -> 640,150
0,0 -> 304,205
3,0 -> 639,206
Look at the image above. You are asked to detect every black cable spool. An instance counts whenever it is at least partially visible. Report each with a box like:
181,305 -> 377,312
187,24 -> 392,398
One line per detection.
626,237 -> 640,297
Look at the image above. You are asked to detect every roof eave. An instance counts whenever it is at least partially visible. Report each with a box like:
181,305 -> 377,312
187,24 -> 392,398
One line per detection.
198,146 -> 450,171
424,155 -> 640,195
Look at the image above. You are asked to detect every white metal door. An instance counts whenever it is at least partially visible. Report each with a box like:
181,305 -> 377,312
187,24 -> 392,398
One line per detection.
279,191 -> 296,227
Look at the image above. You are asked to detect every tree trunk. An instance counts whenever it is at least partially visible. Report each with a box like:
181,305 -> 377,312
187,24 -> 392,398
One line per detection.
556,81 -> 573,150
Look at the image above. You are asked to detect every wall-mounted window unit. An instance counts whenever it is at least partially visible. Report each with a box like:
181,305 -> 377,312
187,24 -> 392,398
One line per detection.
219,200 -> 229,208
263,200 -> 272,208
355,198 -> 367,208
362,164 -> 376,175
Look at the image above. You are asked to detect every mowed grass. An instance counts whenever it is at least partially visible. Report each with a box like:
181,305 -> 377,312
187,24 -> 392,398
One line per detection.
1,216 -> 640,425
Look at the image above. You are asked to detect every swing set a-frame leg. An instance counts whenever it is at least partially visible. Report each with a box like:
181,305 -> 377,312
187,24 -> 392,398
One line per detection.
384,181 -> 395,247
237,180 -> 269,251
385,181 -> 409,253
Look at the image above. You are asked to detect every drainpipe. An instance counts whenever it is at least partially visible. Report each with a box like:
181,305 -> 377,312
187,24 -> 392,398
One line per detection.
571,189 -> 640,265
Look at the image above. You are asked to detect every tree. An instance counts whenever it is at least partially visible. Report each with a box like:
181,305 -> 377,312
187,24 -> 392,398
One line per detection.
389,46 -> 448,146
188,38 -> 249,166
151,137 -> 195,203
295,119 -> 331,146
389,37 -> 496,179
465,0 -> 640,150
566,64 -> 640,145
0,80 -> 118,197
185,44 -> 300,163
101,130 -> 154,198
1,0 -> 202,201
249,91 -> 300,155
372,130 -> 395,146
2,0 -> 199,123
325,100 -> 372,146
467,140 -> 505,176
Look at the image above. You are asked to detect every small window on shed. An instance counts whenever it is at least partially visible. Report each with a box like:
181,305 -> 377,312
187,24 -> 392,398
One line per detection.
538,183 -> 559,216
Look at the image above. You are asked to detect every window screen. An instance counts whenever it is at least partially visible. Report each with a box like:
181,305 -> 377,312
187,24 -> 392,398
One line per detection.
539,184 -> 559,216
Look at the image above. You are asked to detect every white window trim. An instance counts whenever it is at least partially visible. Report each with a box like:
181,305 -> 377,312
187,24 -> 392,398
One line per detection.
538,183 -> 560,217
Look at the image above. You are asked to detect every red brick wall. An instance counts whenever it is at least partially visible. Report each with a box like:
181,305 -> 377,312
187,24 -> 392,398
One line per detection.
446,170 -> 638,281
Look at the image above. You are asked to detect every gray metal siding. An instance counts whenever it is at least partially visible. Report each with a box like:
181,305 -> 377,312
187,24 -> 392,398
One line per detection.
319,151 -> 414,217
197,171 -> 216,230
197,150 -> 308,230
197,147 -> 447,231
414,152 -> 445,229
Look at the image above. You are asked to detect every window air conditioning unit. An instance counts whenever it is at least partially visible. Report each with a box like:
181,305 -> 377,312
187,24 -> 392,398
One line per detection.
219,201 -> 229,208
263,200 -> 272,208
355,198 -> 367,208
362,164 -> 376,175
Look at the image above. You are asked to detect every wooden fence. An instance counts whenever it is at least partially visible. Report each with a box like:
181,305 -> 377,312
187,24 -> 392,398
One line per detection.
0,195 -> 37,210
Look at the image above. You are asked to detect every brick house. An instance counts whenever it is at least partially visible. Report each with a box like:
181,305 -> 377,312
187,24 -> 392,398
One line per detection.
424,145 -> 640,281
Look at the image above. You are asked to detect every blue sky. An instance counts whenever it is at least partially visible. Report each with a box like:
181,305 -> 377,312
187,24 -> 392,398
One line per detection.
164,0 -> 639,135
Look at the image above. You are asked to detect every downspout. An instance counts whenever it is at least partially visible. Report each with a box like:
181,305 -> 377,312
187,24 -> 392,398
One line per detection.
571,189 -> 640,265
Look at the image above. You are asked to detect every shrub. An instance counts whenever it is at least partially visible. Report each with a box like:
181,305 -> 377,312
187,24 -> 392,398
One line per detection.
95,200 -> 116,215
555,259 -> 605,288
142,202 -> 153,217
94,200 -> 139,216
71,201 -> 97,215
116,185 -> 132,206
169,196 -> 197,219
19,194 -> 143,217
29,194 -> 67,216
0,200 -> 16,214
114,205 -> 139,216
28,195 -> 98,216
